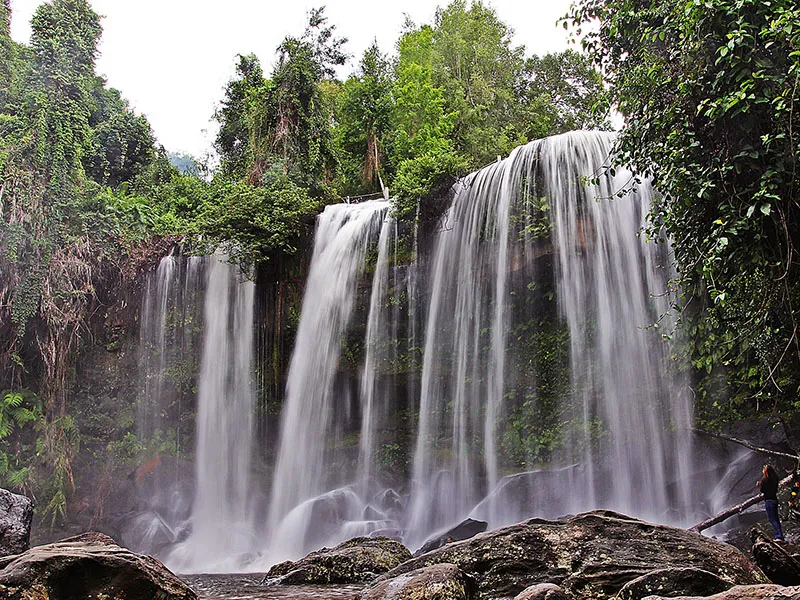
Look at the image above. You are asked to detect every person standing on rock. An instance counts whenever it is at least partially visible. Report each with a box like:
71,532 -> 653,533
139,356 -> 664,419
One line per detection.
758,464 -> 785,541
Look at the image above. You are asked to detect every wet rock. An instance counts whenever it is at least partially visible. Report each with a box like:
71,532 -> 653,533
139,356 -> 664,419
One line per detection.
750,528 -> 800,585
513,583 -> 569,600
263,536 -> 412,585
361,563 -> 477,600
617,567 -> 732,600
380,510 -> 767,599
415,518 -> 488,556
0,489 -> 33,558
0,531 -> 196,600
369,528 -> 403,541
641,584 -> 800,600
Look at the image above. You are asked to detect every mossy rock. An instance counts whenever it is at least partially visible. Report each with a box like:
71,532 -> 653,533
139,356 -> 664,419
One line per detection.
263,536 -> 412,585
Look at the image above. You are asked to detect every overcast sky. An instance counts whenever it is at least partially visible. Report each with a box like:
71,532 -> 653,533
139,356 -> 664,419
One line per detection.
9,0 -> 576,158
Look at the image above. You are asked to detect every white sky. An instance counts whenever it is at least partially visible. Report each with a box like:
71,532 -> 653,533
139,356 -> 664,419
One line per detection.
9,0 -> 575,158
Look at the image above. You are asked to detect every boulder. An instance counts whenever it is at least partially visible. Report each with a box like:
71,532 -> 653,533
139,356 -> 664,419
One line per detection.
415,518 -> 488,556
263,536 -> 412,585
513,583 -> 569,600
641,584 -> 800,600
750,528 -> 800,585
616,568 -> 732,600
379,510 -> 767,599
360,563 -> 477,600
0,489 -> 33,557
0,531 -> 196,600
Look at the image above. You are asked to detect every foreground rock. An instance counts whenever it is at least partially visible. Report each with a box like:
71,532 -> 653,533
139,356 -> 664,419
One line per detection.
617,568 -> 732,600
513,583 -> 569,600
379,510 -> 767,598
0,532 -> 196,600
361,563 -> 477,600
0,489 -> 33,558
415,518 -> 488,556
641,584 -> 800,599
750,528 -> 800,585
264,536 -> 412,585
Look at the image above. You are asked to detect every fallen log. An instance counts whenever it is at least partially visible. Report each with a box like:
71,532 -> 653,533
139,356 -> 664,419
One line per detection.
691,473 -> 794,533
693,429 -> 800,463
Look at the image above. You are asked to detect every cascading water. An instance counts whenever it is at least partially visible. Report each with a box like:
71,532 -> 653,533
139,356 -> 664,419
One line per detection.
408,131 -> 692,539
168,254 -> 257,572
265,200 -> 393,563
140,131 -> 704,571
130,253 -> 205,556
545,132 -> 693,521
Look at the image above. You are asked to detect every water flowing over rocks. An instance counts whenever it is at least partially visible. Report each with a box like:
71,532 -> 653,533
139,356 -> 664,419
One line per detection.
0,532 -> 196,600
0,489 -> 33,558
263,537 -> 412,585
376,511 -> 767,599
641,585 -> 800,600
616,568 -> 733,600
360,563 -> 478,600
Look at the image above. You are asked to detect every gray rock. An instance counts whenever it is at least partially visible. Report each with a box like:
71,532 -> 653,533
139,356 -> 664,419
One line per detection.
361,563 -> 477,600
514,583 -> 569,600
263,536 -> 412,585
617,567 -> 732,600
750,528 -> 800,585
0,531 -> 196,600
642,584 -> 800,600
0,488 -> 33,557
379,510 -> 768,599
415,518 -> 488,556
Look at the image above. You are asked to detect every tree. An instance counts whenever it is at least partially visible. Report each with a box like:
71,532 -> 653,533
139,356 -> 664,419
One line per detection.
248,7 -> 347,192
336,42 -> 393,195
29,0 -> 101,201
566,0 -> 800,420
518,50 -> 609,138
84,78 -> 156,187
214,53 -> 264,179
430,0 -> 526,165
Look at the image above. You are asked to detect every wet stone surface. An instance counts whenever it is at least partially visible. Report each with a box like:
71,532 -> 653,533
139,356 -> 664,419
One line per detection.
184,574 -> 364,599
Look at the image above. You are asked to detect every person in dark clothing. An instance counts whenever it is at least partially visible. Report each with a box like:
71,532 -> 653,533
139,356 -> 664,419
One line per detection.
758,464 -> 784,541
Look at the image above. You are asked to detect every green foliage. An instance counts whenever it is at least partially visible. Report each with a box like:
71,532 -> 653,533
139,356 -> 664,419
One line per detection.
0,390 -> 43,494
335,42 -> 394,195
566,0 -> 800,420
84,79 -> 156,187
193,178 -> 321,268
392,151 -> 468,219
246,7 -> 346,192
215,53 -> 264,179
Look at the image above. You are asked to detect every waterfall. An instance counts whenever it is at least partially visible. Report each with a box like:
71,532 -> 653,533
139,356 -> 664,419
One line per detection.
138,131 -> 701,570
265,200 -> 392,563
168,254 -> 257,572
137,254 -> 177,439
407,130 -> 692,542
545,132 -> 693,521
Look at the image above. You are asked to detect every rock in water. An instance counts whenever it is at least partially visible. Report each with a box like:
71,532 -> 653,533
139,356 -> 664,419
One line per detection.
641,584 -> 800,599
414,518 -> 488,556
263,536 -> 412,585
0,489 -> 33,557
379,510 -> 768,599
360,563 -> 477,600
0,532 -> 196,600
617,568 -> 733,600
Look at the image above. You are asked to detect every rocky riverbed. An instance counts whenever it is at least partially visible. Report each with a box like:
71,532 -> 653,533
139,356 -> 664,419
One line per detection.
184,574 -> 364,600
